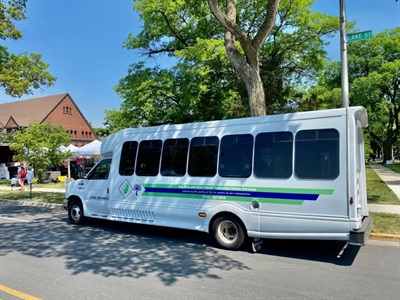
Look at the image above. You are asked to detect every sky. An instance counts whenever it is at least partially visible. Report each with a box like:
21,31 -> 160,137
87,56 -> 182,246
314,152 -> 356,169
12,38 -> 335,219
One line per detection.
0,0 -> 399,128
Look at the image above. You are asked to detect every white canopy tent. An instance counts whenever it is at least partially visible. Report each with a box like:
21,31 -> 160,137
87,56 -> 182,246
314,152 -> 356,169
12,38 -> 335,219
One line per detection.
76,140 -> 102,155
65,144 -> 79,153
58,145 -> 67,152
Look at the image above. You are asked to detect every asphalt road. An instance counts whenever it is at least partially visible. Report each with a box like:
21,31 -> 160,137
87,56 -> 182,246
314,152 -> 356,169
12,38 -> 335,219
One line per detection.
0,204 -> 399,300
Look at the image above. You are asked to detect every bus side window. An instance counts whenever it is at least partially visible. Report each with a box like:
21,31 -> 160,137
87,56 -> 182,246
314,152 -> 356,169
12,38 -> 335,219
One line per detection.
254,132 -> 293,179
188,136 -> 219,177
119,141 -> 138,176
136,140 -> 162,176
219,134 -> 253,178
160,138 -> 189,176
295,129 -> 339,179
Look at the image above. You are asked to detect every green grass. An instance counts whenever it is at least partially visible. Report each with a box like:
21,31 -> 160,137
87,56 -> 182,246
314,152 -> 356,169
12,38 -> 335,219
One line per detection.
366,164 -> 399,205
371,212 -> 400,235
0,190 -> 64,204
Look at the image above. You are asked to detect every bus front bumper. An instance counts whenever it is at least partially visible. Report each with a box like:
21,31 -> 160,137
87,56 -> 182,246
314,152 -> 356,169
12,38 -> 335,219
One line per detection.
349,215 -> 373,246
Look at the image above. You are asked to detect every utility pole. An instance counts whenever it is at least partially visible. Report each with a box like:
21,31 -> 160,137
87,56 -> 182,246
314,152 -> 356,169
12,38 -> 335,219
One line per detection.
340,0 -> 349,108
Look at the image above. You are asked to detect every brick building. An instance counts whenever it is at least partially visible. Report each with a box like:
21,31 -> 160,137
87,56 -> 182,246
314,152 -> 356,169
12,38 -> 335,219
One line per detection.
0,93 -> 97,163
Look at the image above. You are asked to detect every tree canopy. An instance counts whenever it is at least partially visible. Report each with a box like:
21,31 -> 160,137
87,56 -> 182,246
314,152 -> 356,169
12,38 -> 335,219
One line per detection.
106,0 -> 339,130
301,27 -> 400,161
9,122 -> 71,180
0,0 -> 55,97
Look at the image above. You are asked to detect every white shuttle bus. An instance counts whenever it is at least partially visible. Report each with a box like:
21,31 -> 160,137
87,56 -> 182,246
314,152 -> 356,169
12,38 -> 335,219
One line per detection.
64,106 -> 373,250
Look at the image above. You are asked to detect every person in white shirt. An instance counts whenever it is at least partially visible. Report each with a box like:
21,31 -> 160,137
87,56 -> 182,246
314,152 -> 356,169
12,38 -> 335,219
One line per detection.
10,176 -> 17,190
27,167 -> 35,190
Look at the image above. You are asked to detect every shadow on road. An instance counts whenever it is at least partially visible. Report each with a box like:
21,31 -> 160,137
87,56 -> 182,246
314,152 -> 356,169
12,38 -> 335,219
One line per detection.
256,239 -> 360,266
1,205 -> 360,286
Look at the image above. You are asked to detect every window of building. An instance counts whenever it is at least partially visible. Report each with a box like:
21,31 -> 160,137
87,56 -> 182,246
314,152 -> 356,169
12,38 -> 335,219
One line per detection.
119,141 -> 138,176
254,131 -> 293,179
219,134 -> 253,178
188,136 -> 219,177
136,140 -> 162,176
160,138 -> 189,176
295,129 -> 339,179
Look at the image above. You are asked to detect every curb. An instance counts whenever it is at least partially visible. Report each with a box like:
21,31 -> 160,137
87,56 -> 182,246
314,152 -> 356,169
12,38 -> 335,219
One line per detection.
0,199 -> 65,211
370,232 -> 400,239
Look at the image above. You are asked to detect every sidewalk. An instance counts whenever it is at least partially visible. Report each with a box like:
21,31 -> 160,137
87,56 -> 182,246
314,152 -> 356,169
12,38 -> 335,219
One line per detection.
0,185 -> 65,193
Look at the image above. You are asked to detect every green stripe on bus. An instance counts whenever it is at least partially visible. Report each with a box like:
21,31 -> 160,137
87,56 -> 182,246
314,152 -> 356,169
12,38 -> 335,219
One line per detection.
143,183 -> 333,195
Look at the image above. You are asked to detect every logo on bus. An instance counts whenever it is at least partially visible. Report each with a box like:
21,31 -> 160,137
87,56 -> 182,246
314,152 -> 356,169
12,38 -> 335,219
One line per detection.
118,179 -> 145,199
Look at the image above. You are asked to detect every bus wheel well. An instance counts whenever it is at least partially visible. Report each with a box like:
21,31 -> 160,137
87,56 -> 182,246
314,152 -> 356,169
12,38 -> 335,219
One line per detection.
209,212 -> 247,250
68,195 -> 81,204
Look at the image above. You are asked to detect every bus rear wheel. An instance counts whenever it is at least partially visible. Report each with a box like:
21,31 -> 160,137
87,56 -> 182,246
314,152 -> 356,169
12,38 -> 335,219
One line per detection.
212,215 -> 245,250
68,199 -> 85,224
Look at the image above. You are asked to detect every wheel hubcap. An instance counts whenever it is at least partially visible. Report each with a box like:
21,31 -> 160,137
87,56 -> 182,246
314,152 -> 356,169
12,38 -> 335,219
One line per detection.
218,220 -> 237,244
71,205 -> 81,221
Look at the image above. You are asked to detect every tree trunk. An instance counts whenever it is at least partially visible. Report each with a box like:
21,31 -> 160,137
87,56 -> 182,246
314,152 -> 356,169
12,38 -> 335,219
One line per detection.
207,0 -> 280,117
383,140 -> 393,163
243,67 -> 266,116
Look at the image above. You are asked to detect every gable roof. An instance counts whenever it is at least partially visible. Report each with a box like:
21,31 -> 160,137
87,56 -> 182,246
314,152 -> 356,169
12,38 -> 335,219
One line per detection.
0,93 -> 68,127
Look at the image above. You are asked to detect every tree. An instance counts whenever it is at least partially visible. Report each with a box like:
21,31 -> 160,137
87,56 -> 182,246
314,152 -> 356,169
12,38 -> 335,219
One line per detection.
108,55 -> 247,130
109,0 -> 339,128
8,122 -> 71,181
351,59 -> 400,162
0,0 -> 55,97
300,27 -> 400,162
345,28 -> 399,162
207,0 -> 280,116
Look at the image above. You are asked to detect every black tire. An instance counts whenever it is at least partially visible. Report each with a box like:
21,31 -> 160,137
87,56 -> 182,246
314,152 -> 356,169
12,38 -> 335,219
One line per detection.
68,199 -> 85,224
211,215 -> 245,250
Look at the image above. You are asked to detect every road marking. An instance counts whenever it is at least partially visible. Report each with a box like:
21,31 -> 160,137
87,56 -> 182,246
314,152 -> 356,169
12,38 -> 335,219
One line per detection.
0,216 -> 29,222
0,284 -> 42,300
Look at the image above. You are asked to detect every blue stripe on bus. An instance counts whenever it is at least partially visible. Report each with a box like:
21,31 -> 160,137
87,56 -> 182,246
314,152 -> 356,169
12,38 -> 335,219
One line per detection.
144,187 -> 319,201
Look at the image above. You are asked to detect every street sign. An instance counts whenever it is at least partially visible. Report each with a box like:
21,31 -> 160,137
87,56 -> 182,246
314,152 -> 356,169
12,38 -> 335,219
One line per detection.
347,30 -> 372,42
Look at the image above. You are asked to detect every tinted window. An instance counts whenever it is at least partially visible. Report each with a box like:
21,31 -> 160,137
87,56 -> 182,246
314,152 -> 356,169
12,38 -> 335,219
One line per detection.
188,136 -> 219,177
219,134 -> 253,178
160,138 -> 189,176
254,132 -> 293,179
136,140 -> 162,176
119,141 -> 138,176
295,129 -> 339,179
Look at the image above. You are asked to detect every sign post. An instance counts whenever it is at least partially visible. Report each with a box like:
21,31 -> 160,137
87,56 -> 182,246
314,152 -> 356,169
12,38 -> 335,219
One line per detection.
340,0 -> 349,108
347,30 -> 373,42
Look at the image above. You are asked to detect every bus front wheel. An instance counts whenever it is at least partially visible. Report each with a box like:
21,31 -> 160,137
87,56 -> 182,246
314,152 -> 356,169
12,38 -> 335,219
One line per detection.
68,199 -> 85,225
211,215 -> 245,250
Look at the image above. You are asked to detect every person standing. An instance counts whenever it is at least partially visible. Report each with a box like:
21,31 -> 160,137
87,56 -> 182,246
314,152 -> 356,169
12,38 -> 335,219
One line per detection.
18,165 -> 26,190
27,167 -> 35,190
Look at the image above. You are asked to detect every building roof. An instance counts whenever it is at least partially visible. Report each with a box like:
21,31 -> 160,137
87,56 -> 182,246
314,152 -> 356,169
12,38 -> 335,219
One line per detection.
0,93 -> 68,127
